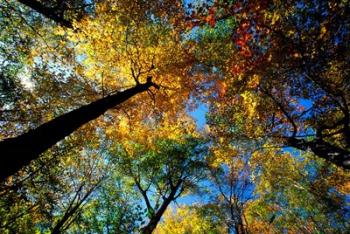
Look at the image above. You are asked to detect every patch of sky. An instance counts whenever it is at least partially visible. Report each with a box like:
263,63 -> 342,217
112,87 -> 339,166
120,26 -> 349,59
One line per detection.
188,102 -> 208,129
282,146 -> 302,158
183,0 -> 209,14
295,98 -> 313,120
18,67 -> 34,91
298,98 -> 313,109
175,190 -> 209,206
32,55 -> 75,83
76,54 -> 86,63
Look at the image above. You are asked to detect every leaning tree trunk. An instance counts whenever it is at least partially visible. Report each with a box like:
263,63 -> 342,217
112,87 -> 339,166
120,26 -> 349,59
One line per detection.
0,79 -> 158,181
287,137 -> 350,169
141,179 -> 183,234
17,0 -> 73,28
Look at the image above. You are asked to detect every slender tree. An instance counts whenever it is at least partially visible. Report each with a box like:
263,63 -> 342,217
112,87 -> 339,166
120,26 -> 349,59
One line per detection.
112,119 -> 208,233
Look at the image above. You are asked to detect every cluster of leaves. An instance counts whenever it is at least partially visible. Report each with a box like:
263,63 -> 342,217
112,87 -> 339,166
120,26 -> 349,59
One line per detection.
0,0 -> 349,233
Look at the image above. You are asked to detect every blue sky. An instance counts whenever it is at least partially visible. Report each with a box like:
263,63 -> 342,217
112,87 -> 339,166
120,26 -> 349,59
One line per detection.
188,103 -> 208,129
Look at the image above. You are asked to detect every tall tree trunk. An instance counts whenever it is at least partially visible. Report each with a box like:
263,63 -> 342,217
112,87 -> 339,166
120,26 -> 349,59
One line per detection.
0,80 -> 158,181
17,0 -> 73,27
141,180 -> 183,234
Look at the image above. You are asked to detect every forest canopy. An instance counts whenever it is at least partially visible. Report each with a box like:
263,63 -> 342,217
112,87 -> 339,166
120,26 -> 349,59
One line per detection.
0,0 -> 349,233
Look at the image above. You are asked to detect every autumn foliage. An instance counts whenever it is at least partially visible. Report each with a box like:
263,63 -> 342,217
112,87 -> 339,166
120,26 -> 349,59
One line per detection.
0,0 -> 349,233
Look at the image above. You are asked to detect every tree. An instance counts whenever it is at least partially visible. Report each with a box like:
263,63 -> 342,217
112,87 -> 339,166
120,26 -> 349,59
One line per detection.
246,148 -> 350,233
0,78 -> 158,181
1,1 -> 350,232
0,131 -> 109,233
112,118 -> 208,234
68,174 -> 142,234
198,0 -> 350,169
206,143 -> 254,234
16,0 -> 97,28
0,0 -> 193,181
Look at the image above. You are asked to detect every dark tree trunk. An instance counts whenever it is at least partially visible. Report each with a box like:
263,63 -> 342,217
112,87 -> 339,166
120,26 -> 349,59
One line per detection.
230,205 -> 246,234
0,80 -> 158,181
141,180 -> 183,234
17,0 -> 73,28
287,137 -> 350,169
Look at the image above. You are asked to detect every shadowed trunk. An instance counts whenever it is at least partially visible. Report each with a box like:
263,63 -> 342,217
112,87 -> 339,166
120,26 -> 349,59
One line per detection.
0,80 -> 158,181
287,137 -> 350,169
141,179 -> 183,234
17,0 -> 73,28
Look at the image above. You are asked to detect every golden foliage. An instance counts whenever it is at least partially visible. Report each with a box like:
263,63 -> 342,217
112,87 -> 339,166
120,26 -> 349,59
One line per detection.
155,206 -> 225,234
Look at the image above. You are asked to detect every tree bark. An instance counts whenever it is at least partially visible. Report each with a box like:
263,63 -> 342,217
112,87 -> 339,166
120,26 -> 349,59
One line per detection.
17,0 -> 73,28
0,80 -> 158,181
141,180 -> 183,234
287,137 -> 350,169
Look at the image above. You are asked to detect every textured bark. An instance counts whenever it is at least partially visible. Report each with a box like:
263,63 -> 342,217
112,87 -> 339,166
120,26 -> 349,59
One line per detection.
17,0 -> 73,27
0,80 -> 158,181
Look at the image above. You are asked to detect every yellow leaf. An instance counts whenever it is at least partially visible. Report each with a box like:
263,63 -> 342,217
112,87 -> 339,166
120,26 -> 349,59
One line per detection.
320,25 -> 327,38
54,26 -> 65,36
271,12 -> 280,25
